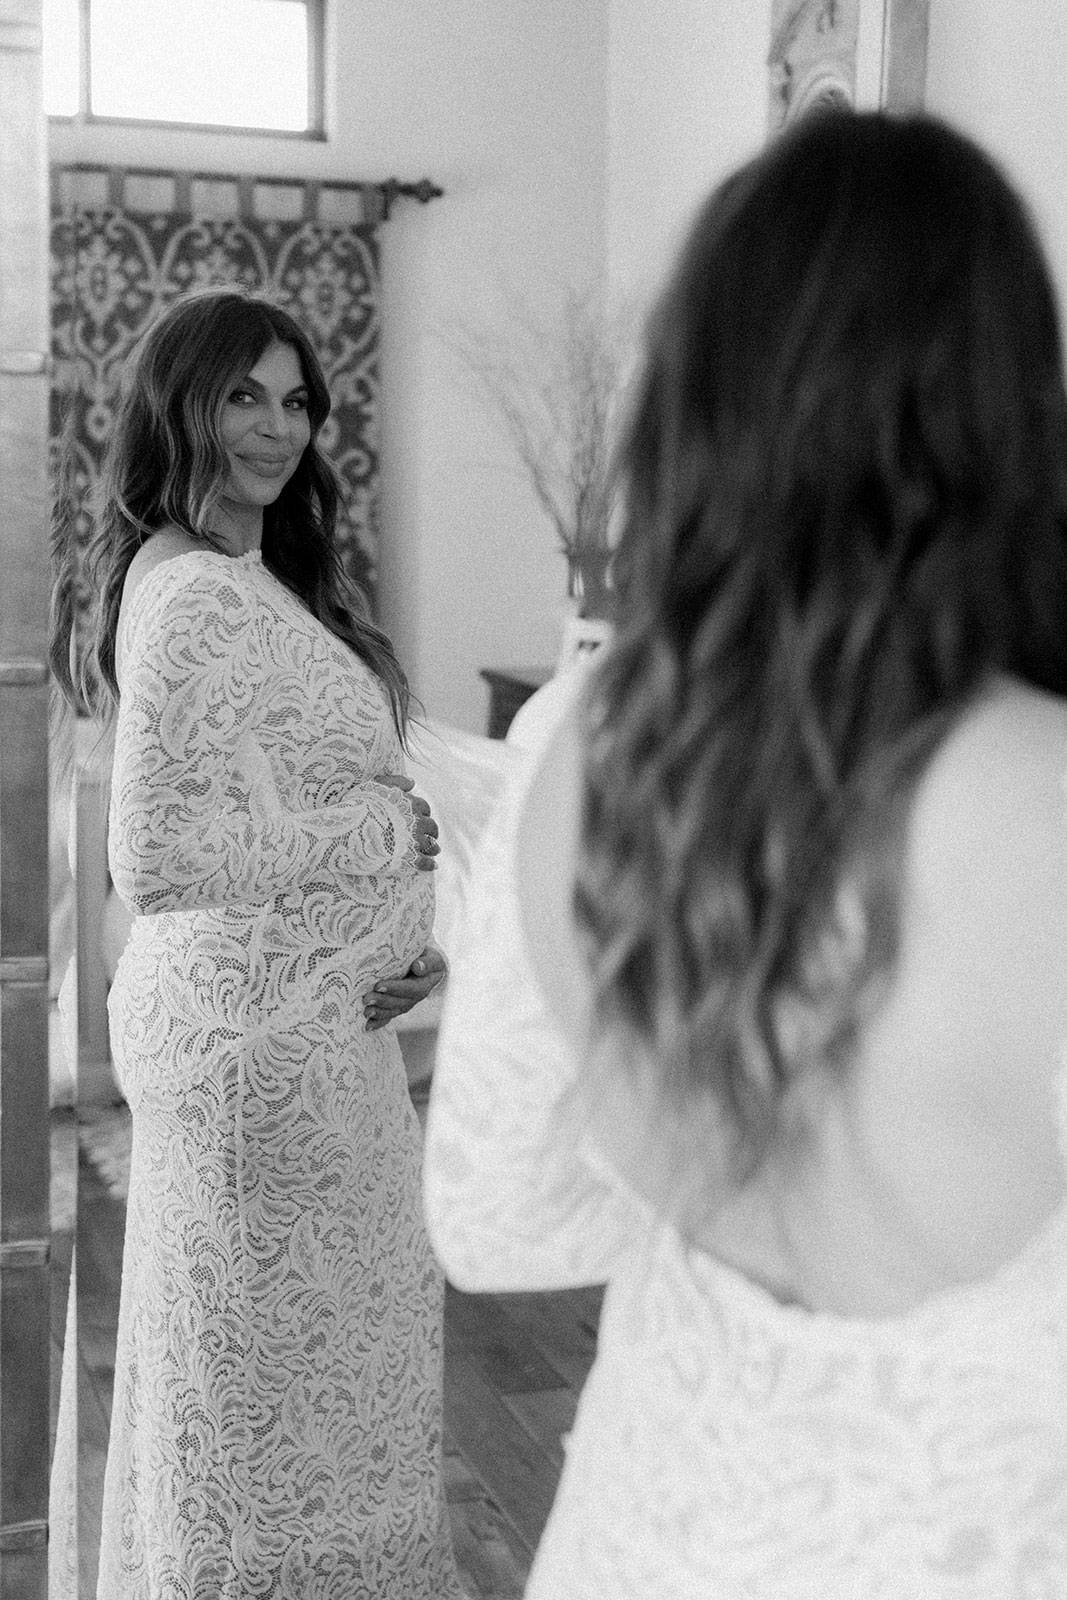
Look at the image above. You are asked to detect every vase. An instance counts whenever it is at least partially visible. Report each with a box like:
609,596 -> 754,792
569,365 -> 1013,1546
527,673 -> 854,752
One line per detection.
568,547 -> 614,619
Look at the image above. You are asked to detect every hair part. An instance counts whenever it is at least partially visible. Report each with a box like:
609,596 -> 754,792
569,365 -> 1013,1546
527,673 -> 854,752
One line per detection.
576,111 -> 1067,1180
51,287 -> 410,738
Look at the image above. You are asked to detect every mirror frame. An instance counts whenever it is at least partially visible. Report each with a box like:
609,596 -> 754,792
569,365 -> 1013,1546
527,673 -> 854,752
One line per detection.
0,1 -> 54,1597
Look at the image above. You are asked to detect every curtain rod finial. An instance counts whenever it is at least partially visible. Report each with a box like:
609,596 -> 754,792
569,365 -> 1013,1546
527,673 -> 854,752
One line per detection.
380,177 -> 445,219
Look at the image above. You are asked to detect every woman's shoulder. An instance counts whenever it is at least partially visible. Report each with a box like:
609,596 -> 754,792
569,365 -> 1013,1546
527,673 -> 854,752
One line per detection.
121,529 -> 221,612
833,677 -> 1067,1304
896,681 -> 1065,1095
119,531 -> 263,628
903,677 -> 1067,1034
116,533 -> 254,679
910,675 -> 1067,886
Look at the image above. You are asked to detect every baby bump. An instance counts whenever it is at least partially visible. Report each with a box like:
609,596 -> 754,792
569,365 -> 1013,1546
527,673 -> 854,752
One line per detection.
108,877 -> 434,1105
262,870 -> 435,991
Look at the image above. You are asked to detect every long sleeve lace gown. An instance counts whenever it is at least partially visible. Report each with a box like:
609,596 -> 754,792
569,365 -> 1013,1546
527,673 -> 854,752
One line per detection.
98,548 -> 463,1600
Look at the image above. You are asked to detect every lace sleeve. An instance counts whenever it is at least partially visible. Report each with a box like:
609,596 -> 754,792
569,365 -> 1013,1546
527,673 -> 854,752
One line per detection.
109,558 -> 418,915
424,722 -> 648,1293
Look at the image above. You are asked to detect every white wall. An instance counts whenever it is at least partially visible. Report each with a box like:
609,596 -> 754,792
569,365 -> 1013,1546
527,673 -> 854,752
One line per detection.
602,0 -> 1067,339
924,0 -> 1067,328
50,0 -> 608,732
606,0 -> 770,314
51,2 -> 1067,730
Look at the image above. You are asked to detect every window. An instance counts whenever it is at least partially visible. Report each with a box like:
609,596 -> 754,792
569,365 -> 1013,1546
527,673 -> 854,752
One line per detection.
43,0 -> 324,135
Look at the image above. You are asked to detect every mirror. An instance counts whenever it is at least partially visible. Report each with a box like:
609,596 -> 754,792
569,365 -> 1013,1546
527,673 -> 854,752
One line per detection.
31,6 -> 934,1596
47,696 -> 78,1600
0,7 -> 65,1600
47,141 -> 592,1600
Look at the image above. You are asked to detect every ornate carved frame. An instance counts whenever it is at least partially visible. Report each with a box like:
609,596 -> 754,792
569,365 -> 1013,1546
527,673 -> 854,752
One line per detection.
768,0 -> 930,134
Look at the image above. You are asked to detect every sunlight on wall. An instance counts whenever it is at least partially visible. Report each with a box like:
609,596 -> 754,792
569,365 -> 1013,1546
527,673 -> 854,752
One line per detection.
42,0 -> 78,116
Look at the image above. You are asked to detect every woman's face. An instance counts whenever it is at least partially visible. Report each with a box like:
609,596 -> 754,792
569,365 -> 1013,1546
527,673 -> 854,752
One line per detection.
218,340 -> 313,509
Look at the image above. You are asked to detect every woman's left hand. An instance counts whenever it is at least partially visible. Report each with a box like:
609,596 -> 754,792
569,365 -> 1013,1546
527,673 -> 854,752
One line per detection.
364,943 -> 448,1031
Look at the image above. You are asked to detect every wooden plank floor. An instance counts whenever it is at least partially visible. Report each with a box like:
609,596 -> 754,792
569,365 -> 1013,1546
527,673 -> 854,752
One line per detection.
52,1102 -> 603,1600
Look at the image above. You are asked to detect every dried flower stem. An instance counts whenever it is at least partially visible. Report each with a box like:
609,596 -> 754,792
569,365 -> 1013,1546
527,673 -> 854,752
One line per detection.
446,288 -> 634,570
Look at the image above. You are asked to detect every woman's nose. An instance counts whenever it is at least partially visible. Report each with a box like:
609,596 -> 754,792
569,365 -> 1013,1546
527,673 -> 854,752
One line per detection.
255,401 -> 286,437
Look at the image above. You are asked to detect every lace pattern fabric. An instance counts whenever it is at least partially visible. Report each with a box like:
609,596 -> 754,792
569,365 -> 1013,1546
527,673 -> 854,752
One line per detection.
99,550 -> 462,1599
426,719 -> 1067,1600
526,1218 -> 1067,1598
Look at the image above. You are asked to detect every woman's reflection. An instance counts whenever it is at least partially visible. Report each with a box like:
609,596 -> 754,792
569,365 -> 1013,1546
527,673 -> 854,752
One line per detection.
50,287 -> 459,1598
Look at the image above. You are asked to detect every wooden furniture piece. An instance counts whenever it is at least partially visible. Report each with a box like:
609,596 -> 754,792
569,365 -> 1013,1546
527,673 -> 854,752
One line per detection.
479,666 -> 552,740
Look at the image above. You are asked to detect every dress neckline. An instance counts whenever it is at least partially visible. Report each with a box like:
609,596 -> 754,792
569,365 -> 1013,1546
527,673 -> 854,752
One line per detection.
117,546 -> 265,665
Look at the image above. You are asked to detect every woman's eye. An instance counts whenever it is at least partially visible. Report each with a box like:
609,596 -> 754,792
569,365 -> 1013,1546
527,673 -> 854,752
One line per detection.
228,388 -> 256,405
285,394 -> 309,411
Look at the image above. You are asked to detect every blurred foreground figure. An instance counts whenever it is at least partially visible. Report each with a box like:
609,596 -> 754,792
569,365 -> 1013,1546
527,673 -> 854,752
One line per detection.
425,111 -> 1067,1598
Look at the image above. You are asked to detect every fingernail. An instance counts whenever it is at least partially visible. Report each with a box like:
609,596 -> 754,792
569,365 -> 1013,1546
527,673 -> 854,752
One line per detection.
413,961 -> 425,975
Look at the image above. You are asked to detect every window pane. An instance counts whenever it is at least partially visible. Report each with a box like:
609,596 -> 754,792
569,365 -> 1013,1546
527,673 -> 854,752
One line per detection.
43,0 -> 80,117
90,0 -> 310,130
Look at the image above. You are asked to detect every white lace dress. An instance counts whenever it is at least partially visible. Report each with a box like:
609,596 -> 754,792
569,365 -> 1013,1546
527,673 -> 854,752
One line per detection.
99,549 -> 463,1600
424,715 -> 1067,1600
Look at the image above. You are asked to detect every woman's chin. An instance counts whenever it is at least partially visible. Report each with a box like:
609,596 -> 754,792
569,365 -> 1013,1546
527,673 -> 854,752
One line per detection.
220,478 -> 287,512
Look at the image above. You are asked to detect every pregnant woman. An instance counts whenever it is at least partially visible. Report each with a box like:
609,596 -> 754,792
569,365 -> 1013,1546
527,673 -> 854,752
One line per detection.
52,287 -> 462,1600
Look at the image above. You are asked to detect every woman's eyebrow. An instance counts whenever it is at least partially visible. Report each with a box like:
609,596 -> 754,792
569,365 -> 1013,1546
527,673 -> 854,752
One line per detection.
234,376 -> 310,397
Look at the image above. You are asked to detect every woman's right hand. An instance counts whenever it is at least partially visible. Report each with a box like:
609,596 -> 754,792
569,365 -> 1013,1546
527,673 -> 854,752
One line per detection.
376,773 -> 440,871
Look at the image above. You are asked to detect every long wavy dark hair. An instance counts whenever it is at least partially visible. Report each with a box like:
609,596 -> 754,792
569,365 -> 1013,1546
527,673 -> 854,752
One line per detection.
577,111 -> 1067,1181
51,288 -> 410,736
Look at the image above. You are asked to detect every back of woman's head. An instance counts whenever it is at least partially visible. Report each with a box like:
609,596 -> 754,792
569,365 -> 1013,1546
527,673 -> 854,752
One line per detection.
578,111 -> 1067,1179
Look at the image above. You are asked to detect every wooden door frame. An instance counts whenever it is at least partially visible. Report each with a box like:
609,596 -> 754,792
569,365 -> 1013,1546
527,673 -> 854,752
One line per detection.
0,2 -> 53,1596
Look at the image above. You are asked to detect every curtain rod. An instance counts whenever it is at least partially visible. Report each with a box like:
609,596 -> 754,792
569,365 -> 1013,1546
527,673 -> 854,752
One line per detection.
51,164 -> 444,222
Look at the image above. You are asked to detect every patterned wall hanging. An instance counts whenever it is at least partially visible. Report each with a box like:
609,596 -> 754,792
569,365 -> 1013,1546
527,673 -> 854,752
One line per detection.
49,167 -> 417,668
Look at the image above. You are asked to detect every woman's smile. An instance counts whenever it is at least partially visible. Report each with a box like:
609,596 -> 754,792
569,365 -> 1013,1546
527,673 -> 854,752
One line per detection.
238,452 -> 296,476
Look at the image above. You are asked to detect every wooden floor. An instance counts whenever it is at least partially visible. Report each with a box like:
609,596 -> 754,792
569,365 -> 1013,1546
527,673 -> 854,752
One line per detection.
50,1096 -> 603,1599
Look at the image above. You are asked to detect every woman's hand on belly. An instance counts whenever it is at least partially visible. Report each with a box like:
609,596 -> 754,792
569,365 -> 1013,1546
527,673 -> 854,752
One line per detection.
364,943 -> 448,1031
376,771 -> 440,871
